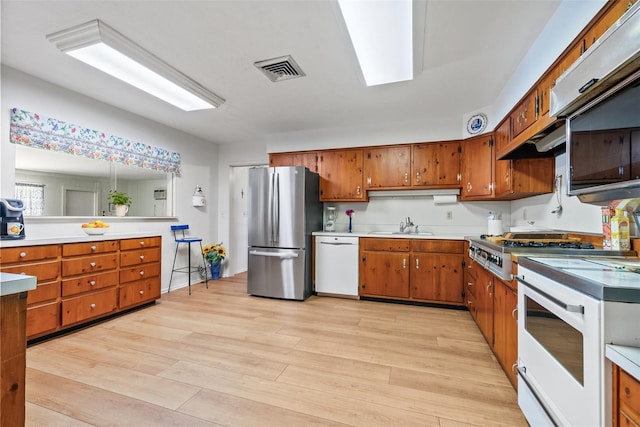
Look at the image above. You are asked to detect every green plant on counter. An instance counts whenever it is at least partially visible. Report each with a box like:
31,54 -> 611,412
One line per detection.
107,190 -> 132,206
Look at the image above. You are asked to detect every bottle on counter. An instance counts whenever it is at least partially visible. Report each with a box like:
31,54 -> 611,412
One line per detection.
611,208 -> 630,251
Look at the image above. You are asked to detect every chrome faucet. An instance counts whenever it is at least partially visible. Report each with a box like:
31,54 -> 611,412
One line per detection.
400,217 -> 415,233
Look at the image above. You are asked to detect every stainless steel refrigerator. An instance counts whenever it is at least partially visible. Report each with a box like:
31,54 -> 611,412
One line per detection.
247,166 -> 322,300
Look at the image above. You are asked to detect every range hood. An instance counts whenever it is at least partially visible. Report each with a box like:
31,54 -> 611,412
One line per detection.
499,123 -> 566,160
551,1 -> 640,117
367,188 -> 460,203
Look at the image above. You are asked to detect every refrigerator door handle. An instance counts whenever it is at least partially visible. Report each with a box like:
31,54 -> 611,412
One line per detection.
274,172 -> 280,243
250,250 -> 299,259
269,170 -> 275,244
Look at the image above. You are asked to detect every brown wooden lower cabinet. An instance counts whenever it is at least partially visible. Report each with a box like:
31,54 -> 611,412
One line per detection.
61,288 -> 118,327
613,363 -> 640,426
493,277 -> 518,389
359,238 -> 464,305
0,236 -> 162,342
466,254 -> 518,390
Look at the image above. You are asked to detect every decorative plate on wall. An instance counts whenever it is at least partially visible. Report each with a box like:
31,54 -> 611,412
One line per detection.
467,113 -> 488,135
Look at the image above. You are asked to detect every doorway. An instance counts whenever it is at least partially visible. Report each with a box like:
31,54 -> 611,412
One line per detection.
228,166 -> 251,275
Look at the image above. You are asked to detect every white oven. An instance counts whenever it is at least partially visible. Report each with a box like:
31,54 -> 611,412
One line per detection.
517,258 -> 640,427
517,266 -> 602,426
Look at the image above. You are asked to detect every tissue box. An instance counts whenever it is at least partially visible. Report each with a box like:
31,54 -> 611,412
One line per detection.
601,206 -> 613,249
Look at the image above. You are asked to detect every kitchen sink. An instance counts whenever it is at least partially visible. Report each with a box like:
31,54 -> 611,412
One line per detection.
368,231 -> 433,236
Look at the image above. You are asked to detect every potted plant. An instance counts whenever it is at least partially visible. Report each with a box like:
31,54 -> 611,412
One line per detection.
202,242 -> 227,280
107,190 -> 132,216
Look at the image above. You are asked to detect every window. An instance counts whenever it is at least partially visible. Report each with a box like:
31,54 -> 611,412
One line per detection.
15,183 -> 45,216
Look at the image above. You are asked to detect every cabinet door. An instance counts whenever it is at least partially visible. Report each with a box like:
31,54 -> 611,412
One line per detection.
360,251 -> 410,298
269,153 -> 294,167
364,145 -> 411,189
412,141 -> 461,187
461,134 -> 494,199
493,279 -> 518,389
318,149 -> 365,201
494,120 -> 513,196
410,253 -> 463,303
511,91 -> 538,138
475,267 -> 494,345
570,130 -> 630,185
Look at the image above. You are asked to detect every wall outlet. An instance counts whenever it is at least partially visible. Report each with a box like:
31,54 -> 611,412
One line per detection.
446,211 -> 453,220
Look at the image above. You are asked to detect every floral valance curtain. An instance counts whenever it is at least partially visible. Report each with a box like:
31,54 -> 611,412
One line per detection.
10,108 -> 181,175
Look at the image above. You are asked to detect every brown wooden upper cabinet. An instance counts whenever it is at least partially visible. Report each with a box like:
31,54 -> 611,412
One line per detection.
269,151 -> 318,173
511,91 -> 538,139
412,141 -> 461,187
363,145 -> 411,189
318,149 -> 366,201
461,134 -> 494,200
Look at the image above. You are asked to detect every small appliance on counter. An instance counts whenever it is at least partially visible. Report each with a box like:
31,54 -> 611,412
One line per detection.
0,198 -> 26,240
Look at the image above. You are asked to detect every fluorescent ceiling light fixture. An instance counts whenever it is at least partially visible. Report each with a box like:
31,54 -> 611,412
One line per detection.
338,0 -> 413,86
46,20 -> 224,111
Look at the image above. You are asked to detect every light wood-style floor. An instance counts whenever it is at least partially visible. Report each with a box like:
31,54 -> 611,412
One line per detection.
26,274 -> 527,426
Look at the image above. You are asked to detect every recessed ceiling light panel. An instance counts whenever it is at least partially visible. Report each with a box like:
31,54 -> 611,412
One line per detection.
338,0 -> 414,86
47,20 -> 225,111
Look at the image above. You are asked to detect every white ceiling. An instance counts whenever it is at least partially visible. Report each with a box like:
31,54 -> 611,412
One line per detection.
1,0 -> 562,147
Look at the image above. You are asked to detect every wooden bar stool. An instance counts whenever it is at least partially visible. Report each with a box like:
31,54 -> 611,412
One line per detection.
169,225 -> 208,295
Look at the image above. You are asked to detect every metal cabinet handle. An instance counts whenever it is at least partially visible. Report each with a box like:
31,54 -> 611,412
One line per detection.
139,271 -> 145,276
415,258 -> 420,269
19,252 -> 26,258
367,177 -> 372,185
402,258 -> 406,269
90,303 -> 96,309
90,262 -> 96,267
415,172 -> 421,183
511,307 -> 518,319
89,281 -> 96,286
139,255 -> 145,260
466,182 -> 472,192
404,173 -> 408,183
140,241 -> 145,246
139,290 -> 145,295
356,185 -> 361,195
91,245 -> 97,251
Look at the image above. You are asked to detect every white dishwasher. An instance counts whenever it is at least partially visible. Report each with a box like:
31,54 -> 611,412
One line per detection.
315,235 -> 359,298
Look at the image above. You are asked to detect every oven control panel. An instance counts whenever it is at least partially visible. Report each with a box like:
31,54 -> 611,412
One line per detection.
468,241 -> 512,281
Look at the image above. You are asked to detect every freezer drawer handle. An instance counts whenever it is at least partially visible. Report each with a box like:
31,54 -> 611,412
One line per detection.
250,250 -> 299,259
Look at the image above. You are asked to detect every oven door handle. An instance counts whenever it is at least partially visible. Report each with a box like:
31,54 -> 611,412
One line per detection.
517,277 -> 585,314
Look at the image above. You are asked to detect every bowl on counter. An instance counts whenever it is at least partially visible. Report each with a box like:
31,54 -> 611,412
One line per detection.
83,228 -> 108,235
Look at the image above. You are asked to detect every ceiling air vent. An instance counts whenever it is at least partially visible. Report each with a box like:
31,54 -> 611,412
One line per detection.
254,55 -> 305,82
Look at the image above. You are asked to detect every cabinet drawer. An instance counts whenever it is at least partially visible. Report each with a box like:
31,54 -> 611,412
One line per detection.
410,240 -> 464,253
120,237 -> 161,250
466,290 -> 478,320
0,245 -> 60,264
61,271 -> 118,297
63,240 -> 118,257
61,288 -> 118,327
61,253 -> 118,277
620,368 -> 640,419
120,262 -> 161,284
120,248 -> 161,267
27,302 -> 59,338
27,281 -> 60,305
1,260 -> 60,283
119,278 -> 161,309
361,238 -> 410,252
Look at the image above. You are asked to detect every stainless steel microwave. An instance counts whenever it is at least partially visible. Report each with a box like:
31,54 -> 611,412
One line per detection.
565,70 -> 640,203
551,1 -> 640,204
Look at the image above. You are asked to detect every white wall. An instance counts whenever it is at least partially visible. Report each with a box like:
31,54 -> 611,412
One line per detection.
1,66 -> 220,292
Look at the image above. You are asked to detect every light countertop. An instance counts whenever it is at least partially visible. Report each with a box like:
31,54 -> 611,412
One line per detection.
0,232 -> 161,248
607,345 -> 640,381
0,272 -> 37,296
312,231 -> 469,240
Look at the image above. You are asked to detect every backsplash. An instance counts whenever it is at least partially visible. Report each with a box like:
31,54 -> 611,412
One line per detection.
326,197 -> 511,236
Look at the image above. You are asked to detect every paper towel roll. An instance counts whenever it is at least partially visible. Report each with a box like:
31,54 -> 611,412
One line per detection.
488,219 -> 503,236
433,194 -> 458,204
